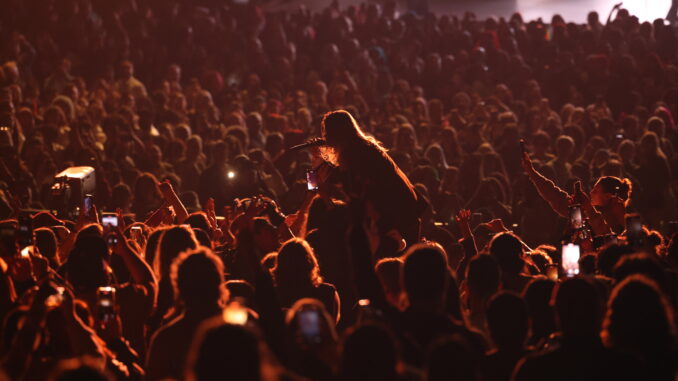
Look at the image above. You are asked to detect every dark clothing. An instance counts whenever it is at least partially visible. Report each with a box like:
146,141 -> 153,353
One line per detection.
483,348 -> 530,381
512,337 -> 647,381
339,141 -> 423,244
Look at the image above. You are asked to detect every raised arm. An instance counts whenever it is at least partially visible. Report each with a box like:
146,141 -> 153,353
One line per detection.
454,209 -> 477,282
521,152 -> 570,218
112,224 -> 158,299
158,181 -> 188,224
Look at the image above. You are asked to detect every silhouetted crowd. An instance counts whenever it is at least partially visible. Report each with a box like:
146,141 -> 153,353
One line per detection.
0,0 -> 677,380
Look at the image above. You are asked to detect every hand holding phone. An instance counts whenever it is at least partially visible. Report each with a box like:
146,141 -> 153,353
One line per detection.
83,194 -> 94,215
569,204 -> 583,230
298,309 -> 322,344
96,286 -> 116,324
562,243 -> 580,277
306,169 -> 319,191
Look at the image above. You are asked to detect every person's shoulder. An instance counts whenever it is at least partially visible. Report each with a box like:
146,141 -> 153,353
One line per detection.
511,346 -> 560,381
150,314 -> 185,343
317,282 -> 336,293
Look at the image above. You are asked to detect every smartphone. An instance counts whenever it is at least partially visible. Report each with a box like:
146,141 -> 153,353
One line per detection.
101,214 -> 118,232
306,169 -> 319,191
561,243 -> 580,277
626,214 -> 643,247
17,213 -> 33,248
568,204 -> 583,230
546,264 -> 559,281
83,194 -> 94,214
298,309 -> 321,344
223,300 -> 248,325
96,286 -> 116,324
130,225 -> 142,242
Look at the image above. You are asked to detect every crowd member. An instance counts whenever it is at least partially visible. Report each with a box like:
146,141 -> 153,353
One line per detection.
0,0 -> 677,380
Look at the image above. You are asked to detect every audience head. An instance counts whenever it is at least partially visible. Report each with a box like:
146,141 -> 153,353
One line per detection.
553,277 -> 602,339
186,318 -> 260,381
486,292 -> 529,350
489,232 -> 524,276
171,247 -> 226,311
402,242 -> 449,307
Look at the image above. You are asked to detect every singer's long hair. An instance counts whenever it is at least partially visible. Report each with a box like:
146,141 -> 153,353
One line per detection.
320,110 -> 384,168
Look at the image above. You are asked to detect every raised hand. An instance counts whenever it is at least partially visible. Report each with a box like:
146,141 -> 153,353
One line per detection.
485,218 -> 508,233
455,209 -> 473,240
521,151 -> 535,175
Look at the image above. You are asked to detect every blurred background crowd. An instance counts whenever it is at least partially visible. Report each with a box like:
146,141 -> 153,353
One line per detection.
0,0 -> 677,380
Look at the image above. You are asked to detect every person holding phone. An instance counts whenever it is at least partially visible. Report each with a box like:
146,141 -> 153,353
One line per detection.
522,152 -> 632,235
315,110 -> 425,244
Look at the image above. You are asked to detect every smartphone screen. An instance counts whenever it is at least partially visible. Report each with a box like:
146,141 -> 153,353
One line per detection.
83,194 -> 94,214
223,301 -> 248,325
306,169 -> 319,191
298,309 -> 321,344
101,215 -> 118,232
17,213 -> 33,248
569,204 -> 583,230
626,214 -> 643,247
96,287 -> 116,323
562,243 -> 580,277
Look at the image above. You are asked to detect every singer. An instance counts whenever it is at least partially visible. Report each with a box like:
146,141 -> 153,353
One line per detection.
317,110 -> 424,244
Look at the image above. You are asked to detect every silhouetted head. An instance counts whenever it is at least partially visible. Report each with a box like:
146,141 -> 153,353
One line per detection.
66,235 -> 111,294
523,278 -> 556,342
553,277 -> 601,339
35,227 -> 58,267
375,257 -> 403,307
341,324 -> 398,381
487,292 -> 529,350
597,243 -> 633,277
273,238 -> 323,290
155,225 -> 198,279
321,110 -> 363,150
602,275 -> 675,357
466,254 -> 501,302
590,176 -> 632,207
613,253 -> 668,296
402,242 -> 449,307
185,212 -> 211,233
171,247 -> 226,311
489,232 -> 524,276
186,318 -> 260,381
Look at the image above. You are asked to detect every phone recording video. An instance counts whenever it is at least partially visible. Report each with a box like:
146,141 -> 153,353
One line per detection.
83,194 -> 94,214
101,214 -> 119,246
17,213 -> 33,248
569,204 -> 583,230
223,300 -> 248,326
101,214 -> 118,231
561,243 -> 580,277
298,309 -> 321,344
96,286 -> 116,324
306,169 -> 319,191
626,214 -> 643,247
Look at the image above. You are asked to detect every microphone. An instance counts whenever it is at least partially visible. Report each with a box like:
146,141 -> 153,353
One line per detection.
289,138 -> 327,151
